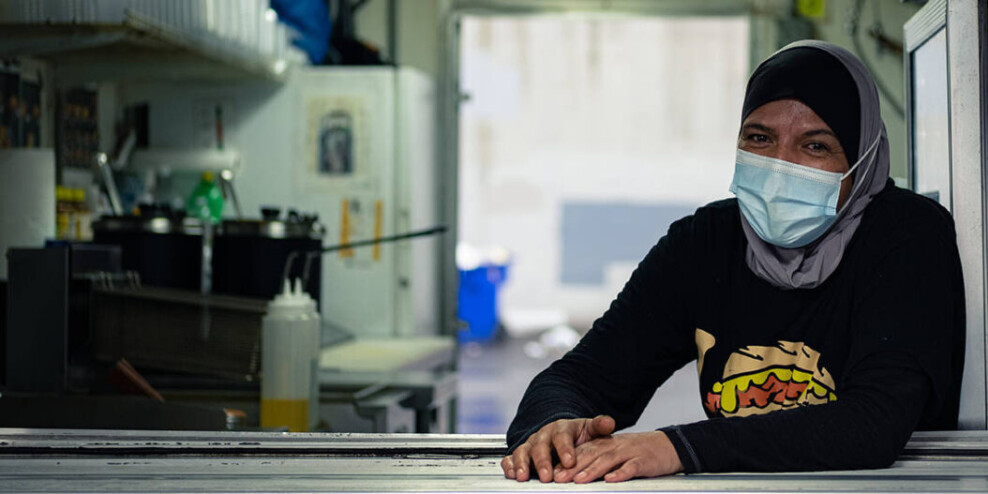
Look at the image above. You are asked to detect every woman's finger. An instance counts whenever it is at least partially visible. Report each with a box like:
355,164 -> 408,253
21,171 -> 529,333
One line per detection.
501,456 -> 515,479
555,440 -> 604,483
604,459 -> 640,483
529,436 -> 555,483
552,429 -> 577,468
588,415 -> 616,438
574,450 -> 623,484
511,444 -> 532,482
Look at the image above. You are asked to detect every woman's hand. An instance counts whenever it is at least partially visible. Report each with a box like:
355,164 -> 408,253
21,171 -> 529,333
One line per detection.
501,415 -> 615,482
552,430 -> 683,483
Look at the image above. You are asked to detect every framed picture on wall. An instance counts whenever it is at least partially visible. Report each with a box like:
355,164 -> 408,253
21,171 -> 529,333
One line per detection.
302,94 -> 373,191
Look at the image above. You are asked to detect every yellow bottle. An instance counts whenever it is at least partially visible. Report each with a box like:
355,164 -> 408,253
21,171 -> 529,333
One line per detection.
73,188 -> 92,241
260,399 -> 310,432
55,186 -> 70,240
260,279 -> 321,432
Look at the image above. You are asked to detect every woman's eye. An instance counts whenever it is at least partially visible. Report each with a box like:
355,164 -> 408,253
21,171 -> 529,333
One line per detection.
806,142 -> 830,152
745,134 -> 768,143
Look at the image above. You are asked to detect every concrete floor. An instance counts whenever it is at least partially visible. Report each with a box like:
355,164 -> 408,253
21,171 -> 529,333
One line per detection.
456,335 -> 708,435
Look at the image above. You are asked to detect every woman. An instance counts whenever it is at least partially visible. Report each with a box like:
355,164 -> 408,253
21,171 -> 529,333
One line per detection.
501,40 -> 965,483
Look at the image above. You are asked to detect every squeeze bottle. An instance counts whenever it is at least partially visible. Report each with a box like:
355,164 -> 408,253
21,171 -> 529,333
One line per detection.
260,279 -> 321,432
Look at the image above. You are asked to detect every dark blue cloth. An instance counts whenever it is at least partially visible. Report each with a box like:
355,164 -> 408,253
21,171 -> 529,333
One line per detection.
270,0 -> 331,64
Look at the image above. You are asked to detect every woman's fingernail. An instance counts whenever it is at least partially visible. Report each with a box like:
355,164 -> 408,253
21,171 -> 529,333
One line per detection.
563,453 -> 573,463
540,468 -> 549,478
576,471 -> 587,479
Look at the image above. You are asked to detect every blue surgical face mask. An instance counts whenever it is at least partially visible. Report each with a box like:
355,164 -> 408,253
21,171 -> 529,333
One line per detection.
729,148 -> 866,249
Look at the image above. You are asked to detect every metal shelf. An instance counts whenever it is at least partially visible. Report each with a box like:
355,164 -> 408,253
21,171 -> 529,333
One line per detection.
0,10 -> 289,84
129,149 -> 243,175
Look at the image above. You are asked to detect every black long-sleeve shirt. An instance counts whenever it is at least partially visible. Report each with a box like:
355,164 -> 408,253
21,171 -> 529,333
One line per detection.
506,181 -> 965,473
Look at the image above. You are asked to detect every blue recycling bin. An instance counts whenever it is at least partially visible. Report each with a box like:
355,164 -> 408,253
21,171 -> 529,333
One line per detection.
457,263 -> 508,343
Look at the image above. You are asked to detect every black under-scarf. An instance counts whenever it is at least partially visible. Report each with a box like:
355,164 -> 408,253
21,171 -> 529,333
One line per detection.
740,47 -> 860,163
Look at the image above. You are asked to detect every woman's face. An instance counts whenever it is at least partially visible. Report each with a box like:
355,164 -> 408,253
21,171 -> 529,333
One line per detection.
738,98 -> 853,210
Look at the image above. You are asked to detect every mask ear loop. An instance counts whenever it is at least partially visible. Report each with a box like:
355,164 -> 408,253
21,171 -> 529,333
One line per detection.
840,132 -> 883,181
834,131 -> 884,215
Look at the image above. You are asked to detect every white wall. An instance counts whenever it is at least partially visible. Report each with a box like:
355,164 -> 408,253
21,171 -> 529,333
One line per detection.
116,79 -> 295,216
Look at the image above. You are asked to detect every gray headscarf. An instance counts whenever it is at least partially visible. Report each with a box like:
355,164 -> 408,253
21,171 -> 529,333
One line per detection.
739,40 -> 891,290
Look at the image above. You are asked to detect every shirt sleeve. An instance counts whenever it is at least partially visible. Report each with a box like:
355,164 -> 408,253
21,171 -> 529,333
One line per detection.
662,216 -> 963,473
506,217 -> 698,452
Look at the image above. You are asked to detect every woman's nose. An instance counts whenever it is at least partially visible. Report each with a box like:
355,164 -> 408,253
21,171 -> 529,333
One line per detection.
769,142 -> 800,164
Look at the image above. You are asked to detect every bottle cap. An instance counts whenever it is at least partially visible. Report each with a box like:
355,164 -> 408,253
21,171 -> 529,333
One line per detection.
269,278 -> 317,312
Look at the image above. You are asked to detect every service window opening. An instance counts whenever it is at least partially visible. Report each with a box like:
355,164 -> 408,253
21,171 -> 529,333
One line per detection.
455,14 -> 750,434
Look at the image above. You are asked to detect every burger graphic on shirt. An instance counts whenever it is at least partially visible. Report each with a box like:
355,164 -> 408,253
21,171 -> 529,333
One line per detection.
696,332 -> 837,418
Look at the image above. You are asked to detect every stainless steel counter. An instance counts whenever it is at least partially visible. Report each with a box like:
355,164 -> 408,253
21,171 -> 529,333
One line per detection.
0,428 -> 986,492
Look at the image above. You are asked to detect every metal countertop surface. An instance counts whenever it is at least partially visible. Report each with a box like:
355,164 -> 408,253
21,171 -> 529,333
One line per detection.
0,429 -> 986,493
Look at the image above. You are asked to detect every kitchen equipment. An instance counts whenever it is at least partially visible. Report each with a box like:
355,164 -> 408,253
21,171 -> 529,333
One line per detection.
4,243 -> 124,392
90,285 -> 267,380
93,214 -> 203,291
212,212 -> 323,302
93,208 -> 324,301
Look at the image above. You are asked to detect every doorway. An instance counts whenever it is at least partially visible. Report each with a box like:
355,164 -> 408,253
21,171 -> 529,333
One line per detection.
454,13 -> 750,434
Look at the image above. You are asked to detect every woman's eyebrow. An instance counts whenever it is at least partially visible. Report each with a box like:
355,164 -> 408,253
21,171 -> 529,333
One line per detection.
803,128 -> 838,139
741,123 -> 774,134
